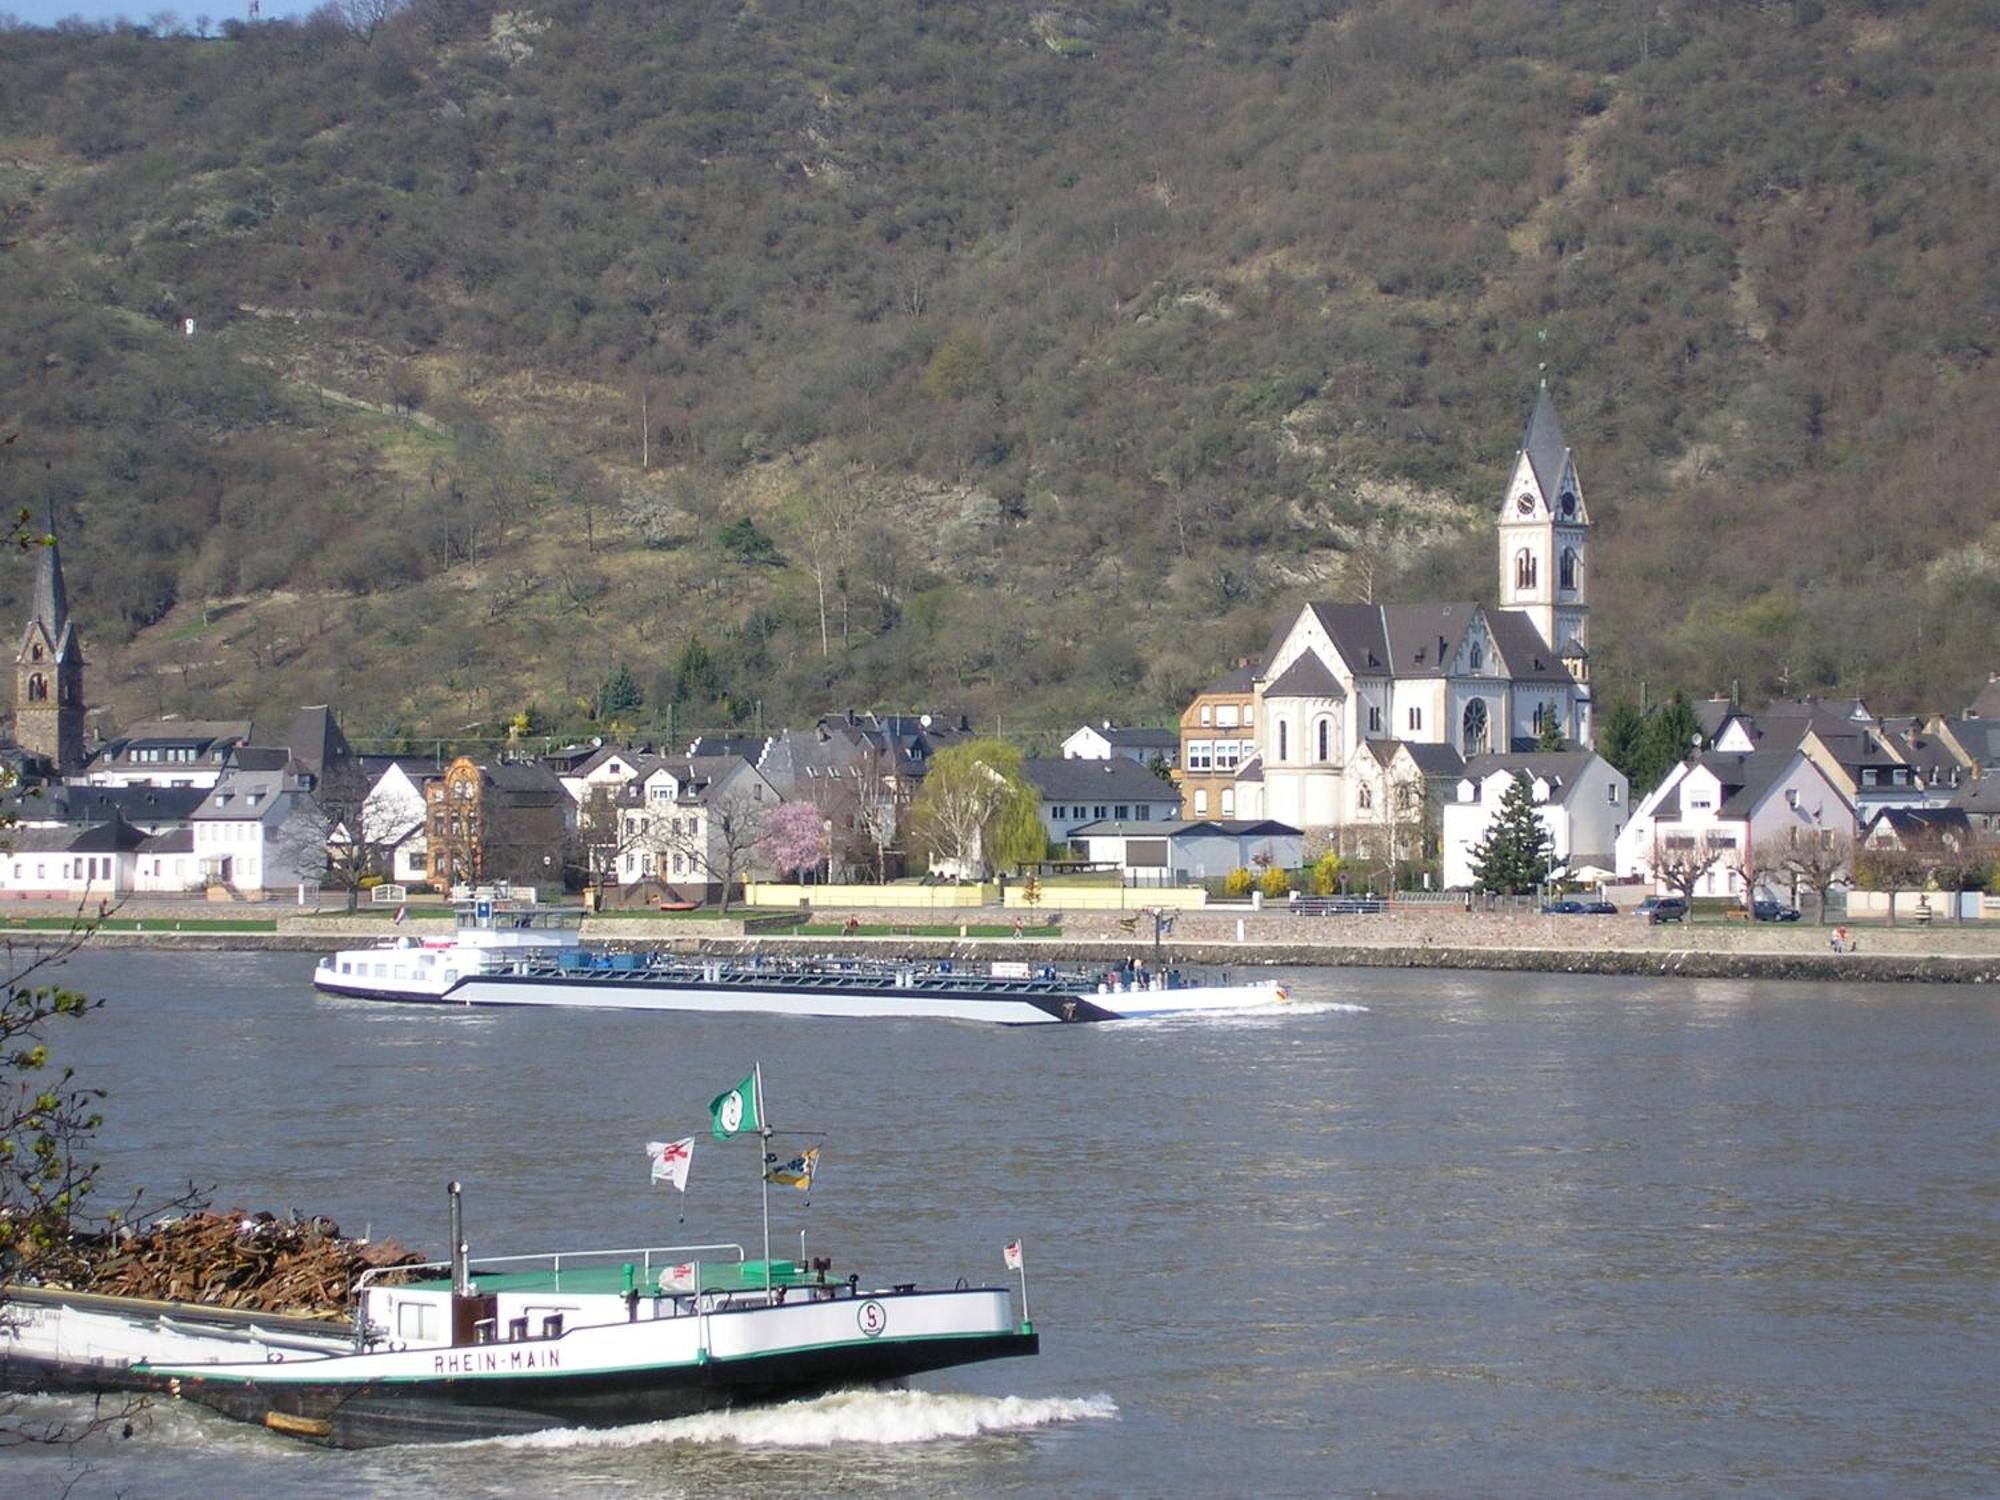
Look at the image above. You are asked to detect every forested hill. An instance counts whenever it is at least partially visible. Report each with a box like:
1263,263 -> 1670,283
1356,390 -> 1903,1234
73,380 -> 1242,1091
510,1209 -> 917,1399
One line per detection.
4,0 -> 1999,749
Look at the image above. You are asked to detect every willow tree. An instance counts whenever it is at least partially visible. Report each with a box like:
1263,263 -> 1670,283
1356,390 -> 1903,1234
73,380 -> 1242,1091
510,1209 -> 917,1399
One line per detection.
909,739 -> 1044,879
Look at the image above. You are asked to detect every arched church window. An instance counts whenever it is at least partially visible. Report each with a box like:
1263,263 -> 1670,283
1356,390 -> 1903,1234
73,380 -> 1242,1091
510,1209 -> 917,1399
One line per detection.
1515,550 -> 1537,592
1469,641 -> 1483,672
1277,720 -> 1288,763
30,643 -> 43,661
1560,547 -> 1579,592
27,675 -> 46,702
1316,717 -> 1330,762
1462,699 -> 1489,756
1357,784 -> 1373,811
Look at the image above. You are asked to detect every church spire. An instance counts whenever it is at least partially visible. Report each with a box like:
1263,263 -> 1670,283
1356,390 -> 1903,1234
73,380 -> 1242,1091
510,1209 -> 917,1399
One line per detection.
32,502 -> 69,645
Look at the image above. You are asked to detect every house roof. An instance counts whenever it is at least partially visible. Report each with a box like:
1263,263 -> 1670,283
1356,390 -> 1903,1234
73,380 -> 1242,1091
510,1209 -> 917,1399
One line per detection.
1023,758 -> 1179,802
1091,726 -> 1179,752
1950,776 -> 2000,814
1262,651 -> 1345,700
3,783 -> 208,826
1073,818 -> 1303,839
1460,750 -> 1602,805
1685,746 -> 1811,820
139,827 -> 196,854
1393,740 -> 1469,777
284,706 -> 353,779
1863,806 -> 1973,846
6,815 -> 148,854
1198,665 -> 1258,695
1966,676 -> 2000,722
1483,609 -> 1573,681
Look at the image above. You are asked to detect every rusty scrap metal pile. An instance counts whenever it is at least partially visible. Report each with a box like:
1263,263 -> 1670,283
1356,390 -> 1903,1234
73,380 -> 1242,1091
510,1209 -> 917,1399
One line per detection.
68,1211 -> 424,1318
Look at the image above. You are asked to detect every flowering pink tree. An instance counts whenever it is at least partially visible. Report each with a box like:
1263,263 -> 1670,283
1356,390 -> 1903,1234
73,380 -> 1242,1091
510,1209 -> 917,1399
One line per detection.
755,800 -> 830,881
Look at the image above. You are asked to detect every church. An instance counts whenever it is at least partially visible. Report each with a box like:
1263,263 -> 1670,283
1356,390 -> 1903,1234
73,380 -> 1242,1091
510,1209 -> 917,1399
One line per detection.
11,513 -> 88,779
1179,383 -> 1595,835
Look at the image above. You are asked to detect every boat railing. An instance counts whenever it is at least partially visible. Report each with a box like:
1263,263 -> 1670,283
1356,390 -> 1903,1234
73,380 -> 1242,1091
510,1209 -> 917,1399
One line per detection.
353,1242 -> 748,1295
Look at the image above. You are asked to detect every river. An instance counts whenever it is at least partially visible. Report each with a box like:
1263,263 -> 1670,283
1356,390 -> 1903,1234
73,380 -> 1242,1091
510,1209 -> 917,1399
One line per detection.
9,951 -> 1998,1497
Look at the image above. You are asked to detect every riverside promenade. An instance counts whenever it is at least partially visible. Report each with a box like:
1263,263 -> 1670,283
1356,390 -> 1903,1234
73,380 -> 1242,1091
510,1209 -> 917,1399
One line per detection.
17,898 -> 2000,984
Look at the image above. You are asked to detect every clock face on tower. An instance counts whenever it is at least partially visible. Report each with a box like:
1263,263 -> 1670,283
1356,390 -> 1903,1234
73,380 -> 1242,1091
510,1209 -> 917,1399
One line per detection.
1516,494 -> 1535,515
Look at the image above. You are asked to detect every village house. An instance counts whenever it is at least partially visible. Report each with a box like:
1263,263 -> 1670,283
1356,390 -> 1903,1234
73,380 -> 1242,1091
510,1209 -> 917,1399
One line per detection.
1060,722 -> 1179,769
1022,756 -> 1182,850
1614,745 -> 1850,901
1441,751 -> 1627,890
613,755 -> 781,903
191,765 -> 329,898
424,757 -> 569,895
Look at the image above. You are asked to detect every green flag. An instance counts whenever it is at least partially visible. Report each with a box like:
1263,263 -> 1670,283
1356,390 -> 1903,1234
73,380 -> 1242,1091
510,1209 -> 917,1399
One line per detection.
709,1071 -> 762,1141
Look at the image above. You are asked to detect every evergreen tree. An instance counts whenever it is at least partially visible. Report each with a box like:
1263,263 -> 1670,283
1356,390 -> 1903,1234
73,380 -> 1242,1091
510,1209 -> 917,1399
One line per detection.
598,662 -> 643,718
1633,690 -> 1702,795
1598,698 -> 1648,782
1535,714 -> 1565,752
1469,771 -> 1555,894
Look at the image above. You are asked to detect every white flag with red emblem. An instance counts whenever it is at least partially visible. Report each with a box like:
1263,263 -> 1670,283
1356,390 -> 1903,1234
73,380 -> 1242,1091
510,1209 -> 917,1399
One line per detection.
1004,1239 -> 1023,1271
647,1136 -> 694,1192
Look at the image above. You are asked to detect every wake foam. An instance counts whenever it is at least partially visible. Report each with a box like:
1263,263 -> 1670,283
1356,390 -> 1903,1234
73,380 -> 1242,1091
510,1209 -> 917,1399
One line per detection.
494,1389 -> 1117,1452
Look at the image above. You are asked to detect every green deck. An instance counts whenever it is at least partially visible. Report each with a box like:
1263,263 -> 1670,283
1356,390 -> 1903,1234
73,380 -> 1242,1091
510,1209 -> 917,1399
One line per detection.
406,1259 -> 818,1296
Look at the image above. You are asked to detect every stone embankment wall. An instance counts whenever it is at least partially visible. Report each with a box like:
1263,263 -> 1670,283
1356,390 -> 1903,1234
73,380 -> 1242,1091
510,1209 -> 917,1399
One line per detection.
28,901 -> 2000,982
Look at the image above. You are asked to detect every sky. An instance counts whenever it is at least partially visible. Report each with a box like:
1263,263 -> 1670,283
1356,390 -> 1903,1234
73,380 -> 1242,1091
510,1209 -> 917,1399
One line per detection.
4,0 -> 322,26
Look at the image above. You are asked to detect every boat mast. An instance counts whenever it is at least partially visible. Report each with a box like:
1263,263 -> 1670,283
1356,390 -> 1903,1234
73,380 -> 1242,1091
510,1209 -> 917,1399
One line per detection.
756,1061 -> 774,1304
449,1180 -> 468,1296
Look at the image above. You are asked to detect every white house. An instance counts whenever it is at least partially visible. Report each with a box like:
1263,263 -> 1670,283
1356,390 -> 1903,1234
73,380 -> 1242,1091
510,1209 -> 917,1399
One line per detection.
192,766 -> 329,897
1023,757 -> 1181,849
1072,819 -> 1304,884
81,719 -> 253,789
1060,723 -> 1180,769
1614,747 -> 1851,899
1442,751 -> 1628,890
348,760 -> 433,886
0,819 -> 146,899
613,755 -> 780,900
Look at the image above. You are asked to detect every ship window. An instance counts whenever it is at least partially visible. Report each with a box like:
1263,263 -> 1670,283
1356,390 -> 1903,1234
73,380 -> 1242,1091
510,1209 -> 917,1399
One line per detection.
397,1300 -> 441,1342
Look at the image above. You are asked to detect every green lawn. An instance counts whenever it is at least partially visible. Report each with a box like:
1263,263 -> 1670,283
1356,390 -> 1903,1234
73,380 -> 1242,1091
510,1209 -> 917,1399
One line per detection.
753,921 -> 1062,939
0,916 -> 280,933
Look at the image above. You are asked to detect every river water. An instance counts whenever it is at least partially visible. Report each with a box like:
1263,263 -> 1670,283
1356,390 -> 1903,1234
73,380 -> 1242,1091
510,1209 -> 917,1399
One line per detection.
9,950 -> 1998,1498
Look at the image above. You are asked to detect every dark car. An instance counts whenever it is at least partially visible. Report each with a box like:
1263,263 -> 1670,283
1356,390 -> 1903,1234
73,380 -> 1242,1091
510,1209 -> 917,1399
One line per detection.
1635,896 -> 1689,924
1540,899 -> 1587,915
1752,899 -> 1802,922
1581,900 -> 1619,915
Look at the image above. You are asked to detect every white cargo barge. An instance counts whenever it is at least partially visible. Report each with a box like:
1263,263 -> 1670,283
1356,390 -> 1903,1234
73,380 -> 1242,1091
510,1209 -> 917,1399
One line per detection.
313,889 -> 1284,1024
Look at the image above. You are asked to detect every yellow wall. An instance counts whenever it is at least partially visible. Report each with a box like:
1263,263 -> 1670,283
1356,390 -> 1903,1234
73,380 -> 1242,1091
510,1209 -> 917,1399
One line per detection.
742,882 -> 995,909
1004,885 -> 1208,911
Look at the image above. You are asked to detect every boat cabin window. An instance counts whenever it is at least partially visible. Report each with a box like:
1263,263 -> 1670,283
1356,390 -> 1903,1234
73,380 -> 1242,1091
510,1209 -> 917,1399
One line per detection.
397,1300 -> 442,1342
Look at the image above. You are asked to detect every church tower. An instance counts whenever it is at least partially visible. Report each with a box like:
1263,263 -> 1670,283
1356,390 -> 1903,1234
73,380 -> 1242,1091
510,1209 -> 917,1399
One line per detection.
1495,380 -> 1590,679
15,512 -> 86,775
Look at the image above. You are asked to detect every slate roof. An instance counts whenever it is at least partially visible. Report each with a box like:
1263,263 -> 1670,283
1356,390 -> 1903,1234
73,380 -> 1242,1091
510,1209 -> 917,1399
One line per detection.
1520,382 -> 1572,505
3,783 -> 208,827
1199,664 -> 1258,695
1460,750 -> 1602,805
1688,746 -> 1810,820
1484,609 -> 1573,680
1093,726 -> 1179,753
1071,818 -> 1303,839
1262,651 -> 1345,700
1966,677 -> 2000,721
1383,740 -> 1467,778
1023,758 -> 1179,802
139,827 -> 195,854
1949,776 -> 2000,815
1863,806 -> 1973,847
283,706 -> 353,779
5,815 -> 150,854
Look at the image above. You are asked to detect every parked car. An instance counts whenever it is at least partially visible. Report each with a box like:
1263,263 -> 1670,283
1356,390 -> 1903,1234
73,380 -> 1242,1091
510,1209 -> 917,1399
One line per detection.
1751,899 -> 1802,922
1635,896 -> 1689,924
1580,900 -> 1619,915
1540,899 -> 1587,914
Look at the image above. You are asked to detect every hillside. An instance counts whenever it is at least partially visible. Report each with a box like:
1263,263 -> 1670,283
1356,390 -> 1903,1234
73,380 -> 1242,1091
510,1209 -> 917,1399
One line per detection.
3,0 -> 1998,750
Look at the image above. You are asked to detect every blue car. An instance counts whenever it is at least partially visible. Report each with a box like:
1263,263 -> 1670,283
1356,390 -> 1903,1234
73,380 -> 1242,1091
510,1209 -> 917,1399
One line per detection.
1752,899 -> 1802,922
